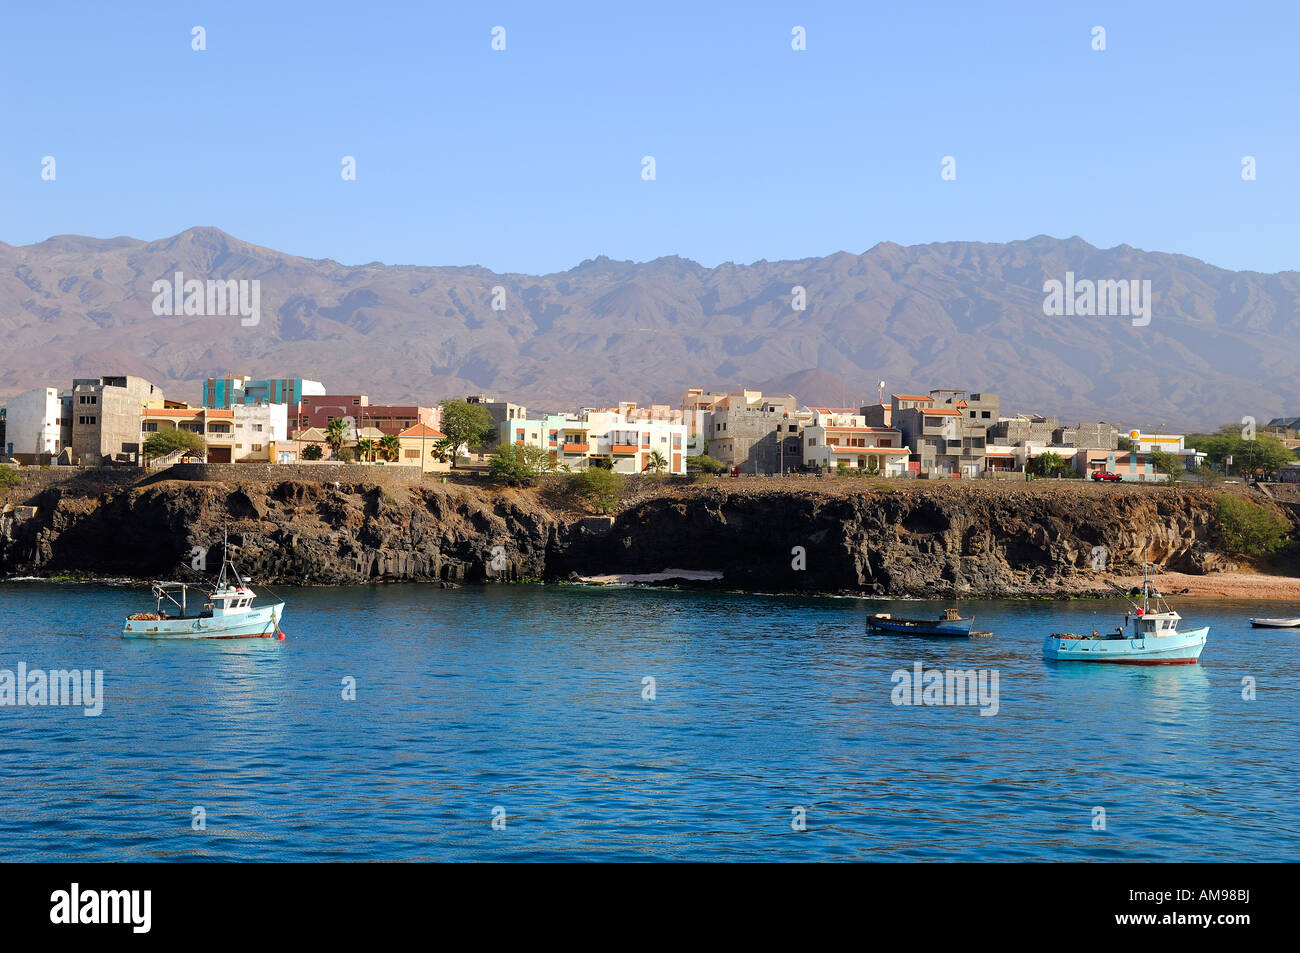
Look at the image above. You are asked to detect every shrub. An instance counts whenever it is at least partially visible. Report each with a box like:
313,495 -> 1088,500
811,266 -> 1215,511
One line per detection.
687,454 -> 725,474
0,467 -> 21,490
565,467 -> 622,514
301,444 -> 323,461
1214,495 -> 1292,556
489,444 -> 539,486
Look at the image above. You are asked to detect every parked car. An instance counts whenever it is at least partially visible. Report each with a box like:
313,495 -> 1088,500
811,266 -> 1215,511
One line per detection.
1091,470 -> 1122,482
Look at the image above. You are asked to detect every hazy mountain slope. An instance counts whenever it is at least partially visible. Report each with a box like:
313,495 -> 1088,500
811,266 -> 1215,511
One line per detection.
1,227 -> 1296,429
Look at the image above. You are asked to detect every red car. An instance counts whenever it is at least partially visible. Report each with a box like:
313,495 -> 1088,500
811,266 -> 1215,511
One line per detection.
1091,470 -> 1122,482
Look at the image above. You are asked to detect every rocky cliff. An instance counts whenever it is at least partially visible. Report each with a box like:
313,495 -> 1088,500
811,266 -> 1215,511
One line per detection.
0,475 -> 1277,597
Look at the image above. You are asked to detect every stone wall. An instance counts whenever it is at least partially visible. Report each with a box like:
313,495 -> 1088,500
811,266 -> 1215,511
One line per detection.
163,462 -> 434,486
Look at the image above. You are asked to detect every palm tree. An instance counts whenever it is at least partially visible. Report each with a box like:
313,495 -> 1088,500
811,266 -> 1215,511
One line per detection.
356,438 -> 376,463
432,438 -> 456,464
645,450 -> 668,474
378,434 -> 401,463
325,418 -> 349,459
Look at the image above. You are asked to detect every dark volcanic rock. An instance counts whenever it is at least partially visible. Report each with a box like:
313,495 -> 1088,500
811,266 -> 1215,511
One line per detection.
0,477 -> 1272,596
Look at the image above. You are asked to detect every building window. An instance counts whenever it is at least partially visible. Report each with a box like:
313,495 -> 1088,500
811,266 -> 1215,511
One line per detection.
253,424 -> 263,432
252,444 -> 263,452
352,398 -> 361,406
142,422 -> 158,432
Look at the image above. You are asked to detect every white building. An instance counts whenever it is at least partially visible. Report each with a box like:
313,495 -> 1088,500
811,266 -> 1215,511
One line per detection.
1127,430 -> 1207,469
4,387 -> 65,461
504,410 -> 688,474
802,408 -> 910,474
231,403 -> 290,462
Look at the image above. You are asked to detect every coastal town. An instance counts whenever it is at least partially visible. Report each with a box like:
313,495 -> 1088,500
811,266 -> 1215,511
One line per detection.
2,372 -> 1296,483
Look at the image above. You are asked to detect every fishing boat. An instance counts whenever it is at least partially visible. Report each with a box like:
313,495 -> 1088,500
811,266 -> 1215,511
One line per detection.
123,537 -> 284,640
1249,616 -> 1300,628
867,607 -> 974,637
1043,564 -> 1207,664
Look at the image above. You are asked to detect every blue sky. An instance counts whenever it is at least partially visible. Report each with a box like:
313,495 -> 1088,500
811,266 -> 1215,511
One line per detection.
3,1 -> 1297,274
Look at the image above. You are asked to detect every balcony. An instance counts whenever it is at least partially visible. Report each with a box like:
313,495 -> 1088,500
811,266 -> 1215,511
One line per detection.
611,444 -> 637,455
562,443 -> 588,454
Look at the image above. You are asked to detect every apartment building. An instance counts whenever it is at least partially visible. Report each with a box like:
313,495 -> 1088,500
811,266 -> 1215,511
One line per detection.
141,403 -> 288,463
504,410 -> 687,474
465,395 -> 527,449
707,402 -> 809,473
297,395 -> 437,436
802,408 -> 909,474
203,376 -> 325,410
888,390 -> 998,477
1127,430 -> 1206,469
3,387 -> 67,463
70,376 -> 165,465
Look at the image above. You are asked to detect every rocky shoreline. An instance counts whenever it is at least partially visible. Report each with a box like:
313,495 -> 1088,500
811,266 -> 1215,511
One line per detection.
1,473 -> 1296,599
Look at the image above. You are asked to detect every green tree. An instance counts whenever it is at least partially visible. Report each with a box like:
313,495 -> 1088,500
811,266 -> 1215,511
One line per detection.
566,467 -> 622,514
1027,451 -> 1072,478
301,444 -> 323,461
521,445 -> 557,472
1187,432 -> 1293,478
438,400 -> 496,468
325,418 -> 349,459
644,450 -> 668,473
355,438 -> 376,463
1147,448 -> 1184,480
1214,495 -> 1292,556
143,428 -> 206,460
378,434 -> 401,463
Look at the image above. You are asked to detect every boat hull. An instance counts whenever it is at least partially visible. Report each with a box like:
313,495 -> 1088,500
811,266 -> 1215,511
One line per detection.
867,616 -> 974,636
123,603 -> 284,639
1250,618 -> 1300,628
1043,626 -> 1208,664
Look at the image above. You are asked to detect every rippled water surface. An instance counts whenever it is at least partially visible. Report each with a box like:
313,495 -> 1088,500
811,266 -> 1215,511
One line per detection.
1,581 -> 1296,861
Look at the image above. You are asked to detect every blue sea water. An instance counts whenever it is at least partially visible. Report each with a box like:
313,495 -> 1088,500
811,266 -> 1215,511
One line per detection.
0,581 -> 1296,861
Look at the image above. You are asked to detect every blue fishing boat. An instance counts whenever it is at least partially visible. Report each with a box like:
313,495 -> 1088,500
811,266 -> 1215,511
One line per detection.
123,535 -> 285,640
867,607 -> 974,637
1043,566 -> 1207,664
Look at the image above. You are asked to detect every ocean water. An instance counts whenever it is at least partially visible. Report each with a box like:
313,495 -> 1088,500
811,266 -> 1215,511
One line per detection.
0,580 -> 1296,861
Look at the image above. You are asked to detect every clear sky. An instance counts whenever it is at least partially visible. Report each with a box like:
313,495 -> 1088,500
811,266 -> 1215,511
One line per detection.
3,1 -> 1297,274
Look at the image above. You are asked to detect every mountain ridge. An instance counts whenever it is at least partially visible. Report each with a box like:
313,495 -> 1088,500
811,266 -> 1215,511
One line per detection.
2,227 -> 1297,429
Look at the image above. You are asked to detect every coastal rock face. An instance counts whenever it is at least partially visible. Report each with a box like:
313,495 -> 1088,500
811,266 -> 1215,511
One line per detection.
561,485 -> 1233,596
0,477 -> 1263,595
0,480 -> 561,587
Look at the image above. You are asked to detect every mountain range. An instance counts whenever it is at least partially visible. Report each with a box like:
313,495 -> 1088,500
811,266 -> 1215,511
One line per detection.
2,227 -> 1298,430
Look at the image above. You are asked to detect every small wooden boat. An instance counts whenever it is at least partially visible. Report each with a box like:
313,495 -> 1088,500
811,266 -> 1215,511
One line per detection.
867,607 -> 974,637
123,534 -> 284,640
1044,563 -> 1207,664
1249,617 -> 1300,628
